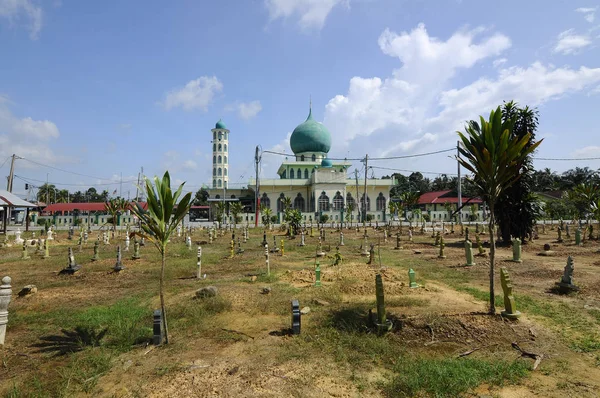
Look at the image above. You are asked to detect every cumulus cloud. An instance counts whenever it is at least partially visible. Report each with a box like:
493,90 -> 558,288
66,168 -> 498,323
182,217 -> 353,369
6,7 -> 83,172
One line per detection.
323,23 -> 600,170
0,0 -> 43,39
265,0 -> 347,30
0,99 -> 61,164
571,146 -> 600,157
575,6 -> 597,22
163,76 -> 223,112
161,150 -> 198,173
553,29 -> 592,54
493,58 -> 507,68
226,100 -> 263,120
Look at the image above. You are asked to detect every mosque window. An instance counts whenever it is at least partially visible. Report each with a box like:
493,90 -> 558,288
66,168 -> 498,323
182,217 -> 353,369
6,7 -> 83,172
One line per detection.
290,169 -> 295,179
304,169 -> 309,179
218,132 -> 223,140
301,155 -> 305,162
224,144 -> 227,151
231,195 -> 236,199
213,169 -> 216,176
282,171 -> 286,179
213,132 -> 216,140
215,194 -> 220,199
318,191 -> 330,212
333,191 -> 344,210
213,179 -> 216,187
297,168 -> 302,179
213,156 -> 216,164
376,193 -> 386,211
277,193 -> 286,212
218,155 -> 222,164
346,193 -> 355,209
294,193 -> 305,212
213,143 -> 216,151
312,154 -> 316,162
224,156 -> 227,164
361,194 -> 371,211
218,168 -> 222,176
224,168 -> 228,176
218,144 -> 222,151
261,193 -> 270,209
218,179 -> 222,188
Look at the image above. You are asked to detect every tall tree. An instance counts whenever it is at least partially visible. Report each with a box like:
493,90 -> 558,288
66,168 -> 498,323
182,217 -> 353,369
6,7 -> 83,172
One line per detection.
494,101 -> 541,244
130,172 -> 192,344
193,188 -> 209,206
458,106 -> 542,314
37,183 -> 56,203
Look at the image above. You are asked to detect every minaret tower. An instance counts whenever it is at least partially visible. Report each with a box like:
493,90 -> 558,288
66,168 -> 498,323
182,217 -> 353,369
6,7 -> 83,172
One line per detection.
211,119 -> 229,189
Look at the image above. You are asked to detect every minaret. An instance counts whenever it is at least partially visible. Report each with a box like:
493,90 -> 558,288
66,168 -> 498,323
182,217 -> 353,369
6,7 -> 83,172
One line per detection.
211,119 -> 229,189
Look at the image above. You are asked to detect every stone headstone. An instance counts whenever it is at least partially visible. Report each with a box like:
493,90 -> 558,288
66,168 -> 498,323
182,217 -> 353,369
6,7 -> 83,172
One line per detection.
59,247 -> 81,275
409,268 -> 418,288
113,246 -> 125,272
438,236 -> 446,259
360,236 -> 369,257
132,239 -> 141,260
339,232 -> 344,246
500,268 -> 521,319
0,276 -> 12,345
14,229 -> 23,244
556,256 -> 579,293
464,240 -> 475,266
300,231 -> 306,247
291,299 -> 301,335
124,235 -> 130,252
43,239 -> 50,259
575,229 -> 582,246
367,244 -> 375,265
315,262 -> 322,287
197,247 -> 202,279
21,241 -> 30,260
91,240 -> 100,261
512,237 -> 522,263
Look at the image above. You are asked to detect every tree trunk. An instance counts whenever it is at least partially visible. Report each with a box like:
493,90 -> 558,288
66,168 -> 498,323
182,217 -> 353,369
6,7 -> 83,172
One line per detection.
160,249 -> 170,344
488,203 -> 496,315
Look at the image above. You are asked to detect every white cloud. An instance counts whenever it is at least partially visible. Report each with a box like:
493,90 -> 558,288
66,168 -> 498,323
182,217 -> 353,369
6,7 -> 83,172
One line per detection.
265,0 -> 347,30
0,100 -> 61,164
323,23 -> 600,167
572,146 -> 600,157
261,132 -> 291,177
226,100 -> 263,120
576,7 -> 597,23
160,151 -> 199,173
182,160 -> 198,171
325,24 -> 511,146
493,58 -> 507,68
0,0 -> 43,39
163,76 -> 223,111
553,29 -> 592,54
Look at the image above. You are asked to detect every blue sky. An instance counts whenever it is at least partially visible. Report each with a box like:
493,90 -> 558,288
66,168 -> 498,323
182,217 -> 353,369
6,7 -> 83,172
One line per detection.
1,0 -> 599,199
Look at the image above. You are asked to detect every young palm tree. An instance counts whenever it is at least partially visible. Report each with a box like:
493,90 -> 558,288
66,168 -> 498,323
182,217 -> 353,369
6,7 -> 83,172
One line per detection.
457,106 -> 542,314
229,201 -> 243,228
130,172 -> 192,344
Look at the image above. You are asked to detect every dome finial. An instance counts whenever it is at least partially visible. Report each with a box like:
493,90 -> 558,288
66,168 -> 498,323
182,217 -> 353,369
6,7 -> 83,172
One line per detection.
307,95 -> 313,120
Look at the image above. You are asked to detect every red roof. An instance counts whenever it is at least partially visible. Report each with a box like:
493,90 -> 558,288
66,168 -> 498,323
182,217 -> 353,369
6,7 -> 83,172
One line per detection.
418,190 -> 482,205
43,202 -> 148,213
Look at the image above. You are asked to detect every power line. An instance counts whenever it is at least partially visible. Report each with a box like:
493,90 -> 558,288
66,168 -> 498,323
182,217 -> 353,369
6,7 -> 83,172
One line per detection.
533,156 -> 600,161
15,175 -> 138,187
0,156 -> 11,170
260,148 -> 455,161
370,166 -> 458,176
19,157 -> 115,181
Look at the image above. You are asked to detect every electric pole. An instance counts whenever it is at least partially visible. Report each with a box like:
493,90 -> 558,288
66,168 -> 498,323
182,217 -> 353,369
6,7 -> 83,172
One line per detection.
255,146 -> 260,227
354,169 -> 360,227
456,141 -> 462,224
6,154 -> 16,192
363,154 -> 368,232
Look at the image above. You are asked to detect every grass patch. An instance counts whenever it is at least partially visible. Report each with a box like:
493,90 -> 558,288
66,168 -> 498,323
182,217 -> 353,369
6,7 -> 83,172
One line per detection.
383,357 -> 530,397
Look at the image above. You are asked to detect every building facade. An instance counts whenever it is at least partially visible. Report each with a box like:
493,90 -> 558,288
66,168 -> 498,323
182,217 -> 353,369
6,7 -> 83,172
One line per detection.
207,107 -> 394,224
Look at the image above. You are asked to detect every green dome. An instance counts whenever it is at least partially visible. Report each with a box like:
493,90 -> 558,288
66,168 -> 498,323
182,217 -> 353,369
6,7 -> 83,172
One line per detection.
321,158 -> 333,168
290,109 -> 331,154
215,119 -> 227,129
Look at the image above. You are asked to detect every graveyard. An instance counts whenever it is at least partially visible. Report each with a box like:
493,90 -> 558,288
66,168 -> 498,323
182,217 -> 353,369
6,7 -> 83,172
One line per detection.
1,222 -> 600,397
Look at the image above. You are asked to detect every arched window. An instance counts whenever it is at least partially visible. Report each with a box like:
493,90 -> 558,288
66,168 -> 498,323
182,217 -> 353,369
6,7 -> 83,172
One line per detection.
290,169 -> 295,179
231,195 -> 236,199
361,194 -> 371,211
346,193 -> 355,210
312,154 -> 316,162
215,194 -> 220,199
218,155 -> 222,164
218,179 -> 222,188
282,171 -> 286,179
297,168 -> 302,179
213,132 -> 216,140
277,193 -> 286,212
333,191 -> 344,210
224,168 -> 228,176
318,191 -> 330,212
376,193 -> 386,211
218,168 -> 222,176
224,156 -> 227,164
213,168 -> 216,176
304,169 -> 309,179
224,144 -> 227,151
261,193 -> 270,209
301,155 -> 305,161
213,156 -> 216,164
294,193 -> 305,211
213,143 -> 216,151
213,179 -> 216,187
218,144 -> 222,151
218,132 -> 223,140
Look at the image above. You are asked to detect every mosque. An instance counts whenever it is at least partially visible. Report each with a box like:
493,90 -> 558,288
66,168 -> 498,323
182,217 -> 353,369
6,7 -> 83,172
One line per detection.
206,107 -> 394,224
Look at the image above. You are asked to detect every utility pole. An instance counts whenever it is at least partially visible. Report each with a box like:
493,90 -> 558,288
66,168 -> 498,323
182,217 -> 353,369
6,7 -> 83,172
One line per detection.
255,146 -> 260,227
120,172 -> 123,199
4,154 -> 17,233
456,141 -> 462,224
363,154 -> 368,232
354,169 -> 360,226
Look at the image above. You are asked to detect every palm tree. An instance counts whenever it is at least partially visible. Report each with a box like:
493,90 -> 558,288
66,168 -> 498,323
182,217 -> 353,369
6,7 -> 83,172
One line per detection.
104,198 -> 129,234
229,201 -> 243,228
261,205 -> 272,228
457,106 -> 542,314
130,172 -> 192,344
214,202 -> 226,225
